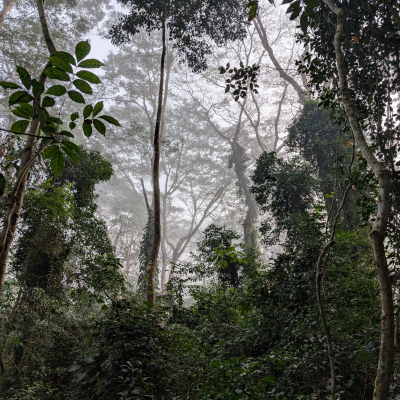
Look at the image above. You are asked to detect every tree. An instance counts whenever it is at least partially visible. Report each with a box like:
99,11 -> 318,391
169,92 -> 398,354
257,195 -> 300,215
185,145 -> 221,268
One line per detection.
110,0 -> 250,304
288,0 -> 400,397
0,0 -> 118,298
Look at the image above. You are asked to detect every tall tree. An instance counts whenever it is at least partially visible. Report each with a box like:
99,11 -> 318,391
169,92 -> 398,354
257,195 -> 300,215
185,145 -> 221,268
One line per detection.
272,0 -> 400,397
110,0 -> 250,304
0,0 -> 117,297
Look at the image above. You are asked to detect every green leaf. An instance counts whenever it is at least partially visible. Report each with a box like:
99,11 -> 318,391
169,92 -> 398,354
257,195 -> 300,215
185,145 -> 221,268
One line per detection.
99,115 -> 120,126
59,130 -> 74,138
16,66 -> 32,90
12,109 -> 28,119
12,103 -> 33,119
69,122 -> 76,130
50,149 -> 65,178
300,12 -> 308,33
73,79 -> 92,95
37,108 -> 47,126
31,79 -> 45,97
45,85 -> 67,96
286,0 -> 301,19
282,0 -> 294,4
75,41 -> 91,62
61,141 -> 80,163
41,123 -> 56,135
62,140 -> 80,153
43,145 -> 59,159
92,101 -> 103,117
68,90 -> 85,104
9,91 -> 33,106
93,118 -> 106,135
54,51 -> 76,66
43,67 -> 70,82
82,121 -> 92,137
0,173 -> 5,196
0,82 -> 21,89
77,59 -> 104,69
62,146 -> 79,163
11,120 -> 30,133
42,96 -> 56,108
49,56 -> 73,73
76,70 -> 101,84
83,104 -> 93,119
48,115 -> 62,125
71,112 -> 79,121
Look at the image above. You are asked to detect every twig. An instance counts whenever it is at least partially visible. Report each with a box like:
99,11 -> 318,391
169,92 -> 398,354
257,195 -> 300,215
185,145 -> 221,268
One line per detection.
0,127 -> 53,138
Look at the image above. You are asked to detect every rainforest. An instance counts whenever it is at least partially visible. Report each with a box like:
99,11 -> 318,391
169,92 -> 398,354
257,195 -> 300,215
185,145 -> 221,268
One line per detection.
0,0 -> 399,399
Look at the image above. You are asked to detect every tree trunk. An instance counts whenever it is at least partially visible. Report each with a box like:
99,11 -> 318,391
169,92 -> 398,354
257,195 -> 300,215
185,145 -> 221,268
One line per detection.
324,4 -> 394,399
0,0 -> 16,33
370,172 -> 394,400
160,194 -> 168,292
231,143 -> 257,252
0,0 -> 56,296
146,10 -> 166,305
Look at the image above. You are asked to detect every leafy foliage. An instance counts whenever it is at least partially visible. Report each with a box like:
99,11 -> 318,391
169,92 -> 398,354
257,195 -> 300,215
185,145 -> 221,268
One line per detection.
0,41 -> 119,182
109,0 -> 250,72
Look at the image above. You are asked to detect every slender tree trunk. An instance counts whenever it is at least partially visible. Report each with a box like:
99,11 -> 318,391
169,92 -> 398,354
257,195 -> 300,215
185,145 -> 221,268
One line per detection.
0,0 -> 56,296
160,193 -> 168,291
324,3 -> 394,398
0,0 -> 16,33
146,11 -> 166,305
370,172 -> 393,400
231,143 -> 257,252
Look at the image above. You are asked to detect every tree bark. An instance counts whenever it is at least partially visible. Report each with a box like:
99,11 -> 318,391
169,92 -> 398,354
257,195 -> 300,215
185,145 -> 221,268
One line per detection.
322,3 -> 394,399
231,143 -> 257,252
146,11 -> 166,305
254,16 -> 308,104
0,0 -> 56,296
0,0 -> 16,33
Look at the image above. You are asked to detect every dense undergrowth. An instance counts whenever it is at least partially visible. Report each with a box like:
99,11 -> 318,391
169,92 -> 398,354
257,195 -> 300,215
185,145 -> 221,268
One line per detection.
0,102 -> 398,400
